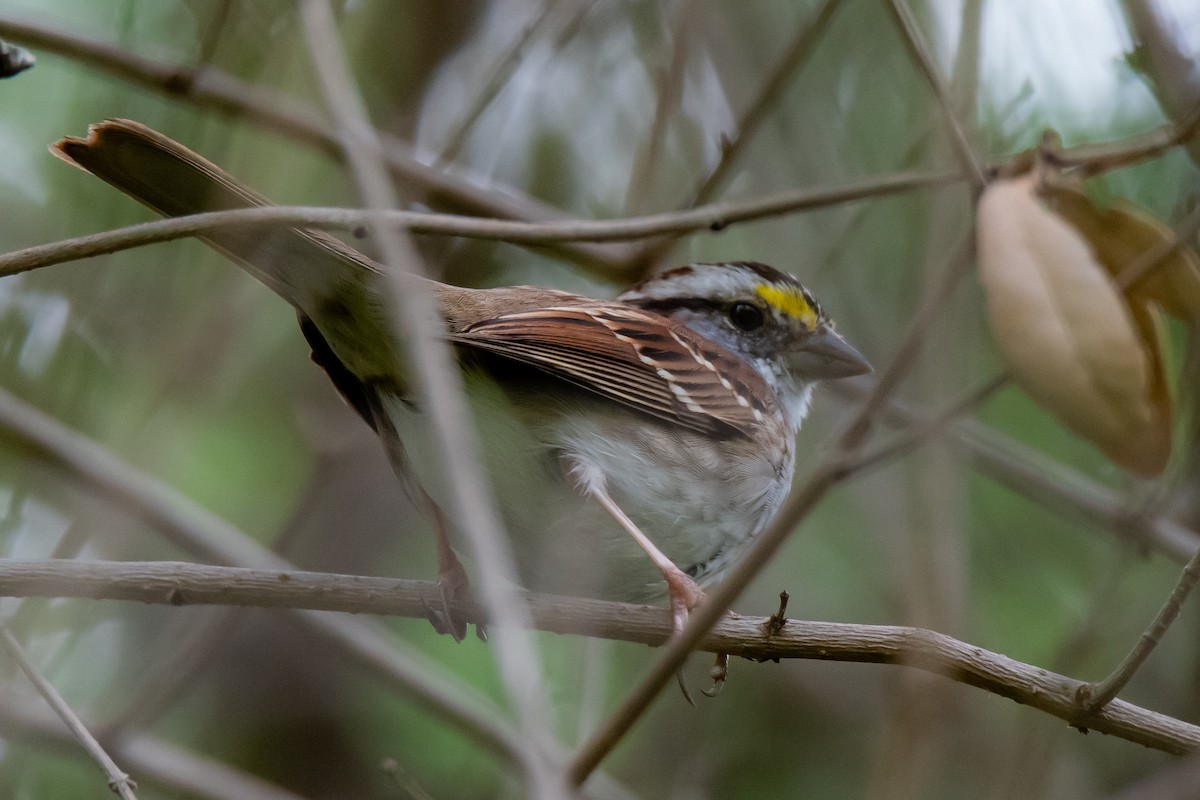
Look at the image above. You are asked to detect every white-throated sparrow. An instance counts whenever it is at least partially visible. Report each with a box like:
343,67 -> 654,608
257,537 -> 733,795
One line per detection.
53,121 -> 870,635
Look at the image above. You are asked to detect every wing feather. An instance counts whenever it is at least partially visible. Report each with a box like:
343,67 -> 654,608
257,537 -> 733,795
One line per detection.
449,304 -> 776,437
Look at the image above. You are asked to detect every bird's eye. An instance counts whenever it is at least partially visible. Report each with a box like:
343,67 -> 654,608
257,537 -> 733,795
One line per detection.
728,302 -> 764,331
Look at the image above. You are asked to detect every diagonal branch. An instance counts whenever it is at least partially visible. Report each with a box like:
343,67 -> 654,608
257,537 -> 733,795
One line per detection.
629,0 -> 845,270
1,623 -> 139,799
1078,543 -> 1200,714
623,0 -> 699,214
687,0 -> 844,207
437,0 -> 592,166
298,4 -> 562,796
0,697 -> 308,800
569,230 -> 977,784
884,0 -> 986,188
830,381 -> 1200,563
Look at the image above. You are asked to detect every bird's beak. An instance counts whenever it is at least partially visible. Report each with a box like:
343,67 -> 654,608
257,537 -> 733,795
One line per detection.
791,325 -> 872,379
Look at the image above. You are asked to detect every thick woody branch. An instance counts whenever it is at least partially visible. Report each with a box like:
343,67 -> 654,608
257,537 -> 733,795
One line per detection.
0,558 -> 1197,756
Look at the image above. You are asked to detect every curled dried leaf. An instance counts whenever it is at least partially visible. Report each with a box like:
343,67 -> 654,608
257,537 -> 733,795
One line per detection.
1045,183 -> 1200,322
1123,297 -> 1173,476
977,175 -> 1168,476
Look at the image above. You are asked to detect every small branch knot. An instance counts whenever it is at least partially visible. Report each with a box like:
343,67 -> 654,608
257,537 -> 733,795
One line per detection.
762,591 -> 790,637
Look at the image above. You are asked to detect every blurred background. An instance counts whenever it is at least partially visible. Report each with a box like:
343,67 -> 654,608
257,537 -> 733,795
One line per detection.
0,1 -> 1198,798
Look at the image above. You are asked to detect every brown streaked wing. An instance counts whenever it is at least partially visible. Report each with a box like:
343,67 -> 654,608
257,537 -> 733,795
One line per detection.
448,304 -> 775,437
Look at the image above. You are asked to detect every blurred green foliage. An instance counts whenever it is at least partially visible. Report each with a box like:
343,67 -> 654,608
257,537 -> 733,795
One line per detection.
0,0 -> 1198,798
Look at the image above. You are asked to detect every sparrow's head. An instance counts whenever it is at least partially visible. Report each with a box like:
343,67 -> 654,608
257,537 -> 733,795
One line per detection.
619,262 -> 871,422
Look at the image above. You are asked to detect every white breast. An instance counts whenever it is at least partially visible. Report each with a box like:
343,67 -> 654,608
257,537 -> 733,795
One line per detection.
383,375 -> 796,603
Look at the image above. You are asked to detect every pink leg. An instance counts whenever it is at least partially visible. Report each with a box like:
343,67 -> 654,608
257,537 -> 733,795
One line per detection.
588,482 -> 705,637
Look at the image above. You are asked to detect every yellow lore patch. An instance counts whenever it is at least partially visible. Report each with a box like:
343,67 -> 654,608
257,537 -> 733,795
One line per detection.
755,284 -> 818,329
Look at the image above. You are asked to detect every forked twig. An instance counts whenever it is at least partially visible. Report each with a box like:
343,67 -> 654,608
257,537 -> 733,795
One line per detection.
1,624 -> 139,799
1075,544 -> 1200,716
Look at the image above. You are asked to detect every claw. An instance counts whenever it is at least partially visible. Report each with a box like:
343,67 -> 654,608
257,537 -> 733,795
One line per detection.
702,653 -> 729,697
365,417 -> 478,641
661,566 -> 708,703
663,564 -> 705,638
418,531 -> 474,641
421,599 -> 458,639
676,670 -> 696,707
434,577 -> 468,642
431,500 -> 476,641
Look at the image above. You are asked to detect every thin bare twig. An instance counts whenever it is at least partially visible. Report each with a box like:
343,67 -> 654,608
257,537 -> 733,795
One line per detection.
0,168 -> 960,279
0,13 -> 631,273
0,558 -> 1196,755
843,373 -> 1008,476
0,698 -> 308,800
1060,201 -> 1200,710
688,0 -> 844,207
837,385 -> 1200,562
841,230 -> 975,447
298,5 -> 563,798
1028,101 -> 1200,180
8,108 -> 1190,283
437,0 -> 590,165
1077,543 -> 1200,715
628,0 -> 845,269
884,0 -> 986,188
1,624 -> 139,799
623,0 -> 698,214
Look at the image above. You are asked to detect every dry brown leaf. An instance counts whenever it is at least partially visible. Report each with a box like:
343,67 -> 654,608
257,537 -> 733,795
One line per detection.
1046,184 -> 1200,322
1042,182 -> 1181,474
1123,296 -> 1173,476
977,175 -> 1168,476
